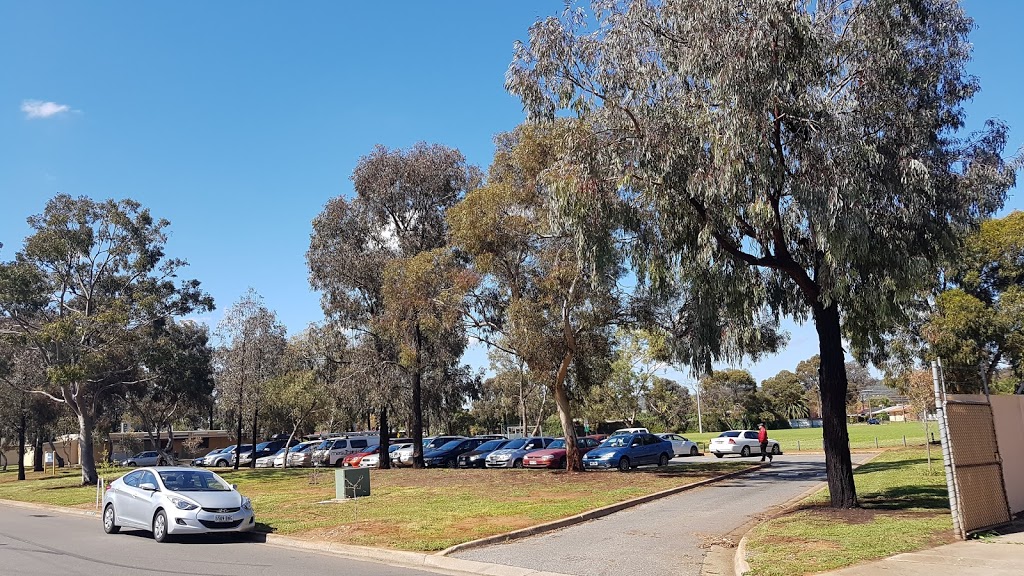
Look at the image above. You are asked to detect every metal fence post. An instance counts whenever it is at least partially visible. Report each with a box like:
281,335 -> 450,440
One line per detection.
933,359 -> 962,539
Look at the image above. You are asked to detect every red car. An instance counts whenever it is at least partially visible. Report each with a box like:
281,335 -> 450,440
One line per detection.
342,445 -> 379,467
523,436 -> 602,469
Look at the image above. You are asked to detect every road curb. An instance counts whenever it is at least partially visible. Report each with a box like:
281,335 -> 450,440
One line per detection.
440,462 -> 770,557
0,498 -> 99,518
732,452 -> 886,575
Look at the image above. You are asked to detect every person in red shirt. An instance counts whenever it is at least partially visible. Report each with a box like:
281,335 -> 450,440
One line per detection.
758,423 -> 772,463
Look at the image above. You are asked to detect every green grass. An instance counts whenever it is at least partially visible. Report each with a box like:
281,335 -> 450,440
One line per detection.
0,461 -> 751,551
685,421 -> 936,452
744,448 -> 954,576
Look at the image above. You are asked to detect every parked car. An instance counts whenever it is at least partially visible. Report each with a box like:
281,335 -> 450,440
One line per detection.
485,437 -> 555,468
358,444 -> 409,468
122,451 -> 164,467
867,418 -> 881,425
392,436 -> 466,467
582,433 -> 674,471
708,430 -> 781,458
102,467 -> 255,542
192,448 -> 225,467
342,445 -> 380,467
208,445 -> 252,467
656,433 -> 700,457
273,441 -> 319,467
423,438 -> 487,468
314,436 -> 375,467
456,439 -> 511,468
236,440 -> 287,466
255,448 -> 284,468
523,436 -> 602,469
609,427 -> 650,437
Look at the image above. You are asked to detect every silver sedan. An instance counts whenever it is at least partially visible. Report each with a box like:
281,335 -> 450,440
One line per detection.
102,467 -> 255,542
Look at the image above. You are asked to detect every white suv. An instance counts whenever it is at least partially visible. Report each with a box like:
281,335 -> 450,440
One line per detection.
315,436 -> 375,467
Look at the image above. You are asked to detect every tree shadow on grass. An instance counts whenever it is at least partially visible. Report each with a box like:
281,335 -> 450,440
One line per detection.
853,458 -> 930,475
859,486 -> 949,510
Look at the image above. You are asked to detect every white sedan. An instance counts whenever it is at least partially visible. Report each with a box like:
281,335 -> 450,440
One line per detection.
708,430 -> 781,458
102,467 -> 255,542
656,433 -> 700,457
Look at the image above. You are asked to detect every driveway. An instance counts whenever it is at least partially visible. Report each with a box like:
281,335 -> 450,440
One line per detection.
453,452 -> 876,576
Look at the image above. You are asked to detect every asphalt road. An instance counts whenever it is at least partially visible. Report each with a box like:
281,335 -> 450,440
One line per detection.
0,504 -> 444,576
453,452 -> 876,576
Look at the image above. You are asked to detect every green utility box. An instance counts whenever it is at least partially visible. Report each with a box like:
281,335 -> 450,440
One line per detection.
335,468 -> 371,499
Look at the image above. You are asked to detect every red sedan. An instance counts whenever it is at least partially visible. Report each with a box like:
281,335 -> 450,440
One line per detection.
523,436 -> 602,469
342,445 -> 379,467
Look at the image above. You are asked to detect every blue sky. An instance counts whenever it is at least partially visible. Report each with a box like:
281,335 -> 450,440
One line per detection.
2,1 -> 1020,387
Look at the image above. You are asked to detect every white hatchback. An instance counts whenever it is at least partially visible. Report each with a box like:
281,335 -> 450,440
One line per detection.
709,430 -> 781,458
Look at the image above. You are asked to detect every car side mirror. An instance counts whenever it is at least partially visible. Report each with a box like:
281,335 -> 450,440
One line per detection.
140,482 -> 157,492
232,484 -> 238,490
631,442 -> 641,447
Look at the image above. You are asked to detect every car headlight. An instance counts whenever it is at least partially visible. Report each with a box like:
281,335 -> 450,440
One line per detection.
495,454 -> 510,461
594,452 -> 614,460
242,497 -> 252,511
540,455 -> 553,460
170,497 -> 198,511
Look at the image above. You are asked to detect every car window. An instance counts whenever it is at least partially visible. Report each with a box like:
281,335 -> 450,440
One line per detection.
436,440 -> 462,451
123,471 -> 143,487
743,431 -> 759,440
524,439 -> 545,450
351,439 -> 368,449
159,470 -> 231,492
140,470 -> 158,488
604,436 -> 629,448
719,431 -> 741,437
476,439 -> 505,451
333,440 -> 348,449
503,438 -> 527,450
549,439 -> 566,449
585,438 -> 600,447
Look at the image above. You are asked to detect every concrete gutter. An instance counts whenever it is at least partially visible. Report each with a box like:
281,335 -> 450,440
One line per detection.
440,463 -> 771,556
732,452 -> 885,576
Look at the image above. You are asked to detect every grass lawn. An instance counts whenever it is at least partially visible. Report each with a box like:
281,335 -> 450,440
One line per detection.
0,460 -> 750,551
743,448 -> 954,576
686,421 -> 936,452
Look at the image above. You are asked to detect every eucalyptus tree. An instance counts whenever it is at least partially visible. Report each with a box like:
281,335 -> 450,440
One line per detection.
127,320 -> 214,465
309,143 -> 476,467
448,123 -> 623,471
215,289 -> 286,469
0,194 -> 213,484
507,0 -> 1016,507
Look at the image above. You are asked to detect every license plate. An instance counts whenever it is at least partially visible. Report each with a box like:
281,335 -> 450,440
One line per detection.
526,460 -> 536,465
214,514 -> 233,522
586,461 -> 597,467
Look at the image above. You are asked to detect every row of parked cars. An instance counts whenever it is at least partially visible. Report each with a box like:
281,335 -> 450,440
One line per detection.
187,429 -> 703,472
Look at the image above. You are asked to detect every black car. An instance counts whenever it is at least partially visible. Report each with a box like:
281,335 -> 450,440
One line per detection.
423,438 -> 487,468
456,439 -> 511,468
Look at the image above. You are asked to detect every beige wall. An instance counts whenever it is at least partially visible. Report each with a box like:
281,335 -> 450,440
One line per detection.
990,395 -> 1024,515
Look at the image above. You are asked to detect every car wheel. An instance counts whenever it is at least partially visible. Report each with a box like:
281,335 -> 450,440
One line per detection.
741,446 -> 751,457
127,462 -> 137,468
512,459 -> 523,469
448,458 -> 458,469
102,504 -> 120,534
559,458 -> 567,469
216,459 -> 228,467
772,444 -> 781,455
618,457 -> 630,472
714,452 -> 724,458
690,446 -> 699,457
658,453 -> 669,467
152,510 -> 170,543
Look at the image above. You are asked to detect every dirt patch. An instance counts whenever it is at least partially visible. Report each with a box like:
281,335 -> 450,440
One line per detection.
798,506 -> 880,525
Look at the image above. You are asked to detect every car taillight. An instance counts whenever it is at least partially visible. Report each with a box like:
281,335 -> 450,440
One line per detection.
728,439 -> 735,444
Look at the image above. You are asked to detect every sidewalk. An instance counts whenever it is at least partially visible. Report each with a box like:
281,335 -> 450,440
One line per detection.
819,529 -> 1024,575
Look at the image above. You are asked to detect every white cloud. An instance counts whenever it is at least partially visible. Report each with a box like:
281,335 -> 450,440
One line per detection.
21,100 -> 72,119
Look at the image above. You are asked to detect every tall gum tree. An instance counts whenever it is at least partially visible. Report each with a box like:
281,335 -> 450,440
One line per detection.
0,194 -> 212,485
507,0 -> 1017,506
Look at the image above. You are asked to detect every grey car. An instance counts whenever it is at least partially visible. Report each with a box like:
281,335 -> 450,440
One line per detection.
122,451 -> 164,467
485,437 -> 555,468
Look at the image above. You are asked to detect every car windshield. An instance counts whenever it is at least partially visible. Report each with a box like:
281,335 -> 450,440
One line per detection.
316,440 -> 333,450
503,438 -> 528,450
363,445 -> 379,453
388,444 -> 406,453
159,470 -> 232,492
719,431 -> 741,438
290,443 -> 311,452
436,440 -> 462,451
256,442 -> 272,451
476,440 -> 505,451
548,439 -> 566,449
603,436 -> 630,448
269,449 -> 285,457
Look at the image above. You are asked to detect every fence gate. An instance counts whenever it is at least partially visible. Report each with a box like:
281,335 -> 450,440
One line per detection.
943,396 -> 1011,537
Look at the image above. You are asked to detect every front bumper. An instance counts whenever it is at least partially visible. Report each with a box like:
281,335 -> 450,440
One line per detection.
523,458 -> 559,468
583,458 -> 615,469
457,456 -> 485,468
165,507 -> 256,535
485,459 -> 514,468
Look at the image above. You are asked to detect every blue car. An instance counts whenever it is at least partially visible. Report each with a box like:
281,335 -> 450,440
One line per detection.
582,433 -> 674,472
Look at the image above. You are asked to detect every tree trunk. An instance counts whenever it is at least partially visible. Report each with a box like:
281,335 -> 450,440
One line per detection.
553,357 -> 580,471
411,322 -> 425,469
378,405 -> 391,469
17,398 -> 26,481
250,403 -> 259,469
234,408 -> 243,471
32,433 -> 43,472
78,411 -> 98,485
813,303 -> 857,508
